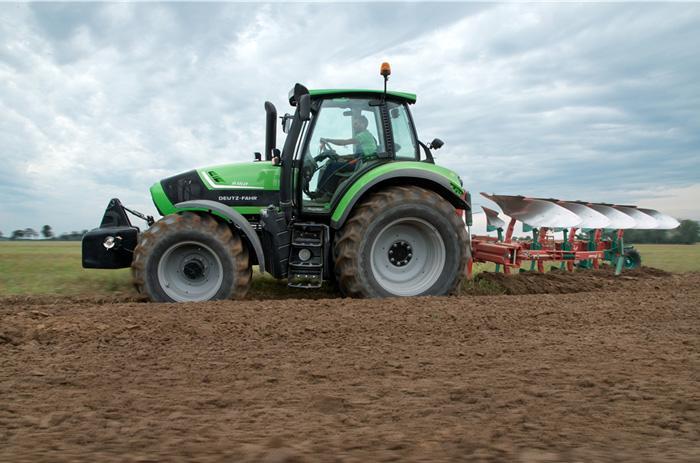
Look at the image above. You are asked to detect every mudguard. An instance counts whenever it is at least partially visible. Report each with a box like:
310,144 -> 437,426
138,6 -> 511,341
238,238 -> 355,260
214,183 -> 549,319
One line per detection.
330,164 -> 469,229
174,200 -> 266,273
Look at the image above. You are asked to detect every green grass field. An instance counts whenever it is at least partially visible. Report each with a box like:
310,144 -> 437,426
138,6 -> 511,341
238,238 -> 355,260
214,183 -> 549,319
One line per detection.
1,241 -> 698,297
0,241 -> 336,299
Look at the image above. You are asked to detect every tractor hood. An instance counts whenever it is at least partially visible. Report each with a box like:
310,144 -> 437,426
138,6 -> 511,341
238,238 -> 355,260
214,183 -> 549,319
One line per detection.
150,161 -> 281,217
195,161 -> 281,190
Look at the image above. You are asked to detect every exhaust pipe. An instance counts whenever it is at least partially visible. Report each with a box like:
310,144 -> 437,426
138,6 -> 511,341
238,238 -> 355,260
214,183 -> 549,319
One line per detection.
264,101 -> 277,161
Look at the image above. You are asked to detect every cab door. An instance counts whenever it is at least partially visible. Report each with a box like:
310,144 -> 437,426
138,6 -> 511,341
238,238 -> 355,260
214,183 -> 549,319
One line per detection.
298,97 -> 386,214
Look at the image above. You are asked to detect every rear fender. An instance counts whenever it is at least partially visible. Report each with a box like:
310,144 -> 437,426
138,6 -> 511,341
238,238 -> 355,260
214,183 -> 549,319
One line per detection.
330,166 -> 470,229
174,200 -> 265,273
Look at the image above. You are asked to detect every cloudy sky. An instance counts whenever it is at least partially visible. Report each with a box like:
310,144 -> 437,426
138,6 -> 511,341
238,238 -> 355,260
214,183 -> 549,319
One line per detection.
1,2 -> 699,235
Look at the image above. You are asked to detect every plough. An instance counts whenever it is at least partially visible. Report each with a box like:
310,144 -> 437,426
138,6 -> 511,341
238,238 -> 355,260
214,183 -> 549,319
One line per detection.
469,193 -> 680,277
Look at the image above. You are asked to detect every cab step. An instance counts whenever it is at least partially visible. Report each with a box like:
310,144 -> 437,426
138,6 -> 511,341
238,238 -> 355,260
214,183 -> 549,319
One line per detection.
288,223 -> 329,289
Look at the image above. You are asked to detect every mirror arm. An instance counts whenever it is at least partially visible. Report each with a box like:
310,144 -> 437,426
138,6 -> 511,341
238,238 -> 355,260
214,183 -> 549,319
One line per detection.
418,141 -> 435,164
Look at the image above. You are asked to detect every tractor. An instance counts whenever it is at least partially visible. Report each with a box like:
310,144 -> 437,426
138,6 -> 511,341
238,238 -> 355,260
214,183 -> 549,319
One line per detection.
82,63 -> 472,301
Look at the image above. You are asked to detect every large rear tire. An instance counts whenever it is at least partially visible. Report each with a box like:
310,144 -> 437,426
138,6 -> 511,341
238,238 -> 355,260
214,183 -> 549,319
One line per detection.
132,212 -> 252,302
334,186 -> 469,298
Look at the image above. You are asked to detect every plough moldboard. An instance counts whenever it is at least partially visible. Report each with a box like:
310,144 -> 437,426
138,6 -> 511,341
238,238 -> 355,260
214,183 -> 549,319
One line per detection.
469,193 -> 680,276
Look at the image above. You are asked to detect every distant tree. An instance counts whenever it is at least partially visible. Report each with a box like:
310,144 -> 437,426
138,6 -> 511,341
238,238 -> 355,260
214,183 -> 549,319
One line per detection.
11,230 -> 25,240
676,219 -> 699,245
23,228 -> 38,239
41,225 -> 54,239
56,230 -> 86,241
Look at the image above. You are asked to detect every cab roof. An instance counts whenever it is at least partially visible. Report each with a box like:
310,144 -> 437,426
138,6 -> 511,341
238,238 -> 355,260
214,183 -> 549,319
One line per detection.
309,88 -> 417,104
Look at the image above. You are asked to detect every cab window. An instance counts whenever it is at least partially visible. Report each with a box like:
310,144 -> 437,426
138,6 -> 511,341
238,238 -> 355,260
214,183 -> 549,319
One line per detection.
388,102 -> 418,161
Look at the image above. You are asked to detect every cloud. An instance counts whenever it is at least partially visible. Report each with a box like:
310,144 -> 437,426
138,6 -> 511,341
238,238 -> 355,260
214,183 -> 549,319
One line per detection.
0,2 -> 698,236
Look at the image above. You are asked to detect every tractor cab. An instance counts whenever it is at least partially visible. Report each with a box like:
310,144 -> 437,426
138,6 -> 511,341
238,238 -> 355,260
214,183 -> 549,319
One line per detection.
293,91 -> 422,213
272,71 -> 446,223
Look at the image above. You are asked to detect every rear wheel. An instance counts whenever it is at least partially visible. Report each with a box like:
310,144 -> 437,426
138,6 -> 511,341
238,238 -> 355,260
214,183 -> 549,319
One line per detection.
334,186 -> 469,297
132,212 -> 252,302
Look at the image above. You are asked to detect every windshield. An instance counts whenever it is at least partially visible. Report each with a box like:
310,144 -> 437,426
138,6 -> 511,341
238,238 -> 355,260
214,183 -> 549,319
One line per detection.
303,98 -> 384,158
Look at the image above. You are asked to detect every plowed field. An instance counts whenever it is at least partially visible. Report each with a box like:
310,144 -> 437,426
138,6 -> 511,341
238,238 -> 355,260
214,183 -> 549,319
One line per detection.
1,271 -> 699,462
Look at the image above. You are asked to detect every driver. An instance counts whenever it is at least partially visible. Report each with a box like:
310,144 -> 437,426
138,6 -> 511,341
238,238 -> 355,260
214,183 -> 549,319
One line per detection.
313,115 -> 378,199
320,115 -> 378,159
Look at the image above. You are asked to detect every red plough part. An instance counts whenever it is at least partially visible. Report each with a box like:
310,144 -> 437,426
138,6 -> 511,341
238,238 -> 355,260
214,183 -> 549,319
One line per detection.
469,193 -> 680,276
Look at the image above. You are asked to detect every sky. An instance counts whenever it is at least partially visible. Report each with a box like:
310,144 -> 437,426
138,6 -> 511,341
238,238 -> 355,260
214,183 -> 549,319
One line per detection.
1,2 -> 699,236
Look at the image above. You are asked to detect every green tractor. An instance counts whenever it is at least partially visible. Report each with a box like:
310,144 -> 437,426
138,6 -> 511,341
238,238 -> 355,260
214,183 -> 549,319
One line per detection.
82,65 -> 472,301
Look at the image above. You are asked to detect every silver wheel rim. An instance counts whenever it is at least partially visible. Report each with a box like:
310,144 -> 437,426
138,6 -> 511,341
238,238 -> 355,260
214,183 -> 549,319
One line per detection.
157,241 -> 224,302
370,218 -> 446,296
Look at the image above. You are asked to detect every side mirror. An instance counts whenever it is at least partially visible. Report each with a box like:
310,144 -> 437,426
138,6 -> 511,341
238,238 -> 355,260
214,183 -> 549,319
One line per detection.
281,114 -> 293,133
299,94 -> 311,121
429,138 -> 444,150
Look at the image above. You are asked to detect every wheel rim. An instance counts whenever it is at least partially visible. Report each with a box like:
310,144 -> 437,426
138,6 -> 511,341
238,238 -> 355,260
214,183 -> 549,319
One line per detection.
370,218 -> 446,296
157,241 -> 224,302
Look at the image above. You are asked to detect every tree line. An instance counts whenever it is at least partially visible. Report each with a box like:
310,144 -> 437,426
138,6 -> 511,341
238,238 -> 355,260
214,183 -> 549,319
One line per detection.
0,225 -> 88,241
1,220 -> 698,244
623,219 -> 699,245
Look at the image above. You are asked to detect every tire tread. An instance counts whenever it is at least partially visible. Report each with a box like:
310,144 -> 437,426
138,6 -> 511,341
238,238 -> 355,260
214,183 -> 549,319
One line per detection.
132,212 -> 252,301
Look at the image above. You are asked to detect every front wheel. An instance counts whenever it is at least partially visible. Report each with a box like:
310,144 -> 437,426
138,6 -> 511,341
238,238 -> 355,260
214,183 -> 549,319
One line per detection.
132,212 -> 252,302
334,186 -> 469,297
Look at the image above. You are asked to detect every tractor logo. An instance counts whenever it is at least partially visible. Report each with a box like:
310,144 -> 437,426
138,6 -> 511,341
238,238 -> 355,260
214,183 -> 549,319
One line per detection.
218,195 -> 259,202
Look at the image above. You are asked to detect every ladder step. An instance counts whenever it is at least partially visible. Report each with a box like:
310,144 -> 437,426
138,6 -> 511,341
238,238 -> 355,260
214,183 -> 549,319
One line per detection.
289,262 -> 323,268
288,270 -> 323,289
287,223 -> 329,289
291,240 -> 322,247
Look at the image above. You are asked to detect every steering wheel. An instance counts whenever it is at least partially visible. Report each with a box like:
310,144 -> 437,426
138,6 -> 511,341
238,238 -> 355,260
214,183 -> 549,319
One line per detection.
314,139 -> 339,163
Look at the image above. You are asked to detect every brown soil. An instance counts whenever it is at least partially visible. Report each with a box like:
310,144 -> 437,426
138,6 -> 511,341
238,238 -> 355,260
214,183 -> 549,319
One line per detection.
1,273 -> 698,462
475,266 -> 673,295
